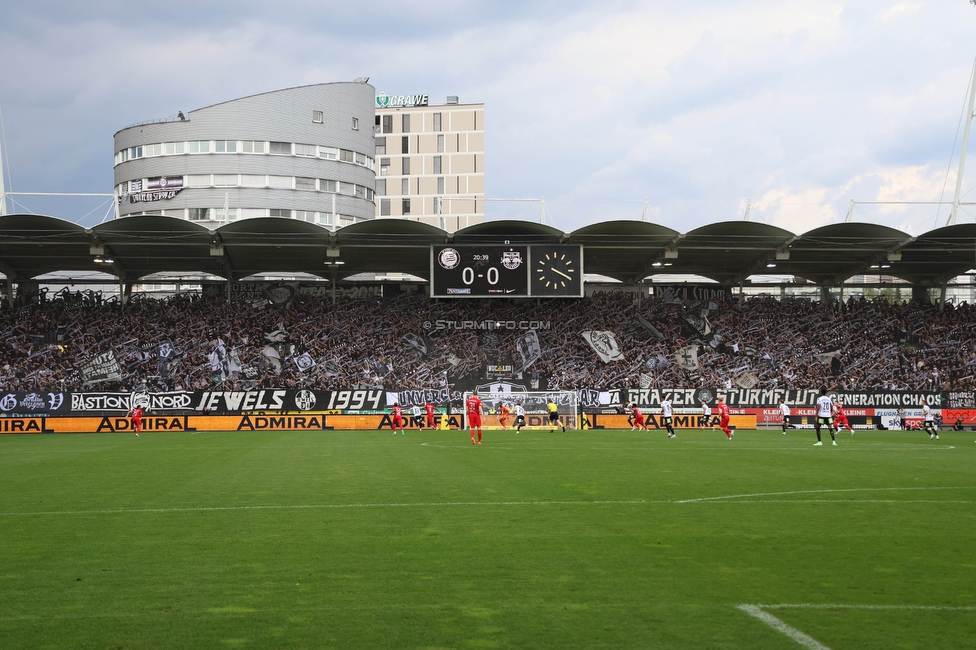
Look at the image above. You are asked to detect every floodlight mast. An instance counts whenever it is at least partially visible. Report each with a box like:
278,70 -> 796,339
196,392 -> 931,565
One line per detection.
949,54 -> 976,225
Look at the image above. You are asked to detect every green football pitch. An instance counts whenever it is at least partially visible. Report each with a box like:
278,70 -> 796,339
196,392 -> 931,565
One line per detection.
2,427 -> 975,649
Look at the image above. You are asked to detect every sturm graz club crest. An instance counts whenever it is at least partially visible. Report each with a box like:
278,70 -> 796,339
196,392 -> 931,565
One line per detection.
294,390 -> 317,411
438,248 -> 460,270
694,388 -> 715,405
502,250 -> 523,270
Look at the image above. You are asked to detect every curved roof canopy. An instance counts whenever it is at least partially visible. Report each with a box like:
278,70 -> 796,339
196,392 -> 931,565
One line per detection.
0,214 -> 971,286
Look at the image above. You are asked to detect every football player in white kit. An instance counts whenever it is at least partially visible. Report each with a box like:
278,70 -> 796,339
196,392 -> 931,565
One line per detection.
661,398 -> 676,438
514,403 -> 527,434
922,403 -> 939,440
779,399 -> 791,435
411,404 -> 424,429
700,400 -> 713,430
814,388 -> 837,446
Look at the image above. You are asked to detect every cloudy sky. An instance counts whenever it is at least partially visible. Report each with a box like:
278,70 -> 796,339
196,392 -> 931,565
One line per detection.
1,0 -> 976,234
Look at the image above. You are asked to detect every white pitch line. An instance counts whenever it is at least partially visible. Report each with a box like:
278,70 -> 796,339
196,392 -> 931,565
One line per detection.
737,604 -> 833,650
0,499 -> 654,517
674,486 -> 973,504
760,603 -> 976,611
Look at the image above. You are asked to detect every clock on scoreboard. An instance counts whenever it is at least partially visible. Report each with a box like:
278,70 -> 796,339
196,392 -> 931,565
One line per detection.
430,245 -> 583,298
530,245 -> 583,297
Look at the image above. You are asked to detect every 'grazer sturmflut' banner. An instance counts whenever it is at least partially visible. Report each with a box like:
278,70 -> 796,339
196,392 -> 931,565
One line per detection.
610,387 -> 944,409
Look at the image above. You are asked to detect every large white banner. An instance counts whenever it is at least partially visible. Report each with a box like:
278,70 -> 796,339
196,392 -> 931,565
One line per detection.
516,329 -> 542,369
674,345 -> 699,371
80,350 -> 122,385
581,331 -> 625,363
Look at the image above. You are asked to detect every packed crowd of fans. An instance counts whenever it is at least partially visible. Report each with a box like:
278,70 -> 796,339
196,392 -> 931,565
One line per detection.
0,286 -> 973,393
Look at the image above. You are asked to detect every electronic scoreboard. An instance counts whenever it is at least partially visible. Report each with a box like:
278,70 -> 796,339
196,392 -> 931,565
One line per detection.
430,245 -> 583,298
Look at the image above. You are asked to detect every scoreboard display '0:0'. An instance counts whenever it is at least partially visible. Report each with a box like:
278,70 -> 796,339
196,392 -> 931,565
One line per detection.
430,246 -> 529,297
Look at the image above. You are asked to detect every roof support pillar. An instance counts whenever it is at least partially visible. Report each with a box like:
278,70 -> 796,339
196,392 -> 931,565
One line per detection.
912,285 -> 931,304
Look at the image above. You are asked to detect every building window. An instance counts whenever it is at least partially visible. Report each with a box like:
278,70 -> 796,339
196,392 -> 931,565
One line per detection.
402,198 -> 411,215
401,178 -> 410,195
380,158 -> 390,175
270,209 -> 290,218
319,146 -> 338,160
320,179 -> 337,193
338,182 -> 355,196
188,141 -> 210,154
339,149 -> 354,163
402,114 -> 410,133
402,157 -> 410,175
144,143 -> 162,157
295,144 -> 316,157
352,117 -> 359,130
380,198 -> 391,216
296,177 -> 316,190
241,175 -> 266,187
214,140 -> 237,153
433,112 -> 442,132
433,156 -> 442,174
269,141 -> 291,155
189,208 -> 209,221
164,142 -> 185,155
269,176 -> 292,189
375,137 -> 386,155
242,140 -> 265,153
382,114 -> 392,133
437,134 -> 445,153
313,110 -> 323,123
375,179 -> 386,196
437,177 -> 445,194
355,152 -> 367,165
434,197 -> 441,214
214,174 -> 237,187
187,175 -> 210,188
402,136 -> 409,154
296,210 -> 315,222
355,185 -> 366,198
375,115 -> 381,133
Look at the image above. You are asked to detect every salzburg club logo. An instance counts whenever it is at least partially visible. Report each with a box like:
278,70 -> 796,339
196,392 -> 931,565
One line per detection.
376,93 -> 390,108
502,250 -> 523,270
438,248 -> 460,270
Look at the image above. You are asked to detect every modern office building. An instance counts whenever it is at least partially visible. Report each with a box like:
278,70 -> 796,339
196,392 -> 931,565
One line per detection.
113,81 -> 377,229
374,94 -> 484,232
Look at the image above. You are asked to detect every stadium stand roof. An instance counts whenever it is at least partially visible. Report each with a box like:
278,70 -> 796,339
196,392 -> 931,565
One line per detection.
0,214 -> 972,287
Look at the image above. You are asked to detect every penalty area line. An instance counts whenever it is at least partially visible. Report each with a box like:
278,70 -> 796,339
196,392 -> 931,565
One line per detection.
738,604 -> 832,650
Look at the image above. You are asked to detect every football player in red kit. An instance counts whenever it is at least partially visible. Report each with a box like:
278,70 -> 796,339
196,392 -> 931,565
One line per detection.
127,405 -> 143,437
467,391 -> 484,445
630,403 -> 648,431
717,397 -> 733,440
424,401 -> 436,428
832,399 -> 854,435
391,403 -> 405,435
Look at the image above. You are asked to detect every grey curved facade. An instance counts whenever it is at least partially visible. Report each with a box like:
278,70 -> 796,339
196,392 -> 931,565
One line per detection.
113,82 -> 376,228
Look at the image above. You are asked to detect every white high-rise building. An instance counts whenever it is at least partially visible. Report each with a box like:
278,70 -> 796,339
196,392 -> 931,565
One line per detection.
373,94 -> 484,232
